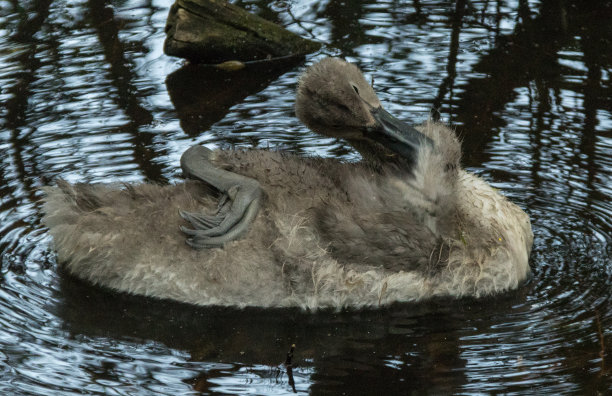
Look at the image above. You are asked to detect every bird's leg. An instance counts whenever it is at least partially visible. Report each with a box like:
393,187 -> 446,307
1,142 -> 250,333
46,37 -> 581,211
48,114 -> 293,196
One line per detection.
179,145 -> 262,249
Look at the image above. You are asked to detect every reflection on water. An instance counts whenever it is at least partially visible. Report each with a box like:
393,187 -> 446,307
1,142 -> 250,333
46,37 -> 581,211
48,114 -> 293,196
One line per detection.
0,0 -> 610,394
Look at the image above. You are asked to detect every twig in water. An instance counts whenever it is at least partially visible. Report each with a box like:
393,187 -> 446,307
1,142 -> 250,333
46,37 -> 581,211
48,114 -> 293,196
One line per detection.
285,344 -> 297,393
595,309 -> 606,375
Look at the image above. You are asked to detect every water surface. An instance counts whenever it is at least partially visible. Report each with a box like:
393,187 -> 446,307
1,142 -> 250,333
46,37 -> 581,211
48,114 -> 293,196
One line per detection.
0,0 -> 610,394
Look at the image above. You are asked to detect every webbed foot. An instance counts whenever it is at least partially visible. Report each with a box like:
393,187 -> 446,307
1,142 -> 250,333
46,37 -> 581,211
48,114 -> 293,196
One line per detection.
179,145 -> 262,249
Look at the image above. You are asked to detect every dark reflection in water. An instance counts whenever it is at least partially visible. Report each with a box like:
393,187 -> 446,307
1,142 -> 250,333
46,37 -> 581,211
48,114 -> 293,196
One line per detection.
166,58 -> 303,138
0,0 -> 610,394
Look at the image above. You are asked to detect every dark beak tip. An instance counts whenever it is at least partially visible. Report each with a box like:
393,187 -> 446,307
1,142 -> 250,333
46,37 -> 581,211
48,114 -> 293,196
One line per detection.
367,107 -> 433,160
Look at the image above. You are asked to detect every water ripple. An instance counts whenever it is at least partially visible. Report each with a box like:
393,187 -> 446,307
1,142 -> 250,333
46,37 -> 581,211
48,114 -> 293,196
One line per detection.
0,0 -> 610,394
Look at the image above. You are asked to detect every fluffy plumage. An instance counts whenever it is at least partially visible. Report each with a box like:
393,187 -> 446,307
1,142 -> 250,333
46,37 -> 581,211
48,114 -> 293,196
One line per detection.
42,58 -> 533,309
43,121 -> 532,309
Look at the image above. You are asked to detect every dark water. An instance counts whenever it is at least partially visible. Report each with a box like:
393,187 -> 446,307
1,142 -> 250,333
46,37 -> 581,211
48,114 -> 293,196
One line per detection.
1,0 -> 611,394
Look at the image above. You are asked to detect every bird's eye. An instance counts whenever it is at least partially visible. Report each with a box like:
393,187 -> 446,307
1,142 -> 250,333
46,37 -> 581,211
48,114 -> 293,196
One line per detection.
352,85 -> 359,95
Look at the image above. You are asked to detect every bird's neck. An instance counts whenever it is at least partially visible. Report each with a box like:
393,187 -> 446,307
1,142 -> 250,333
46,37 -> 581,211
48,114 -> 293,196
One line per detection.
349,139 -> 414,172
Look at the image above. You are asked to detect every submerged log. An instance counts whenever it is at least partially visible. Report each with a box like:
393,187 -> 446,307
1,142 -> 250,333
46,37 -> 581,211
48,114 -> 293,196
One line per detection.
164,0 -> 321,64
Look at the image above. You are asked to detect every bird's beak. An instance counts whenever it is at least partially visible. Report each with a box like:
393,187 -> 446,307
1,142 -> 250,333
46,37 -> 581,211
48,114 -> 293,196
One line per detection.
365,107 -> 432,160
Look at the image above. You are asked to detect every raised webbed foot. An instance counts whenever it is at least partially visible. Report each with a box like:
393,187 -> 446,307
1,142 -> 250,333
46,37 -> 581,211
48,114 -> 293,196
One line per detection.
179,145 -> 262,249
